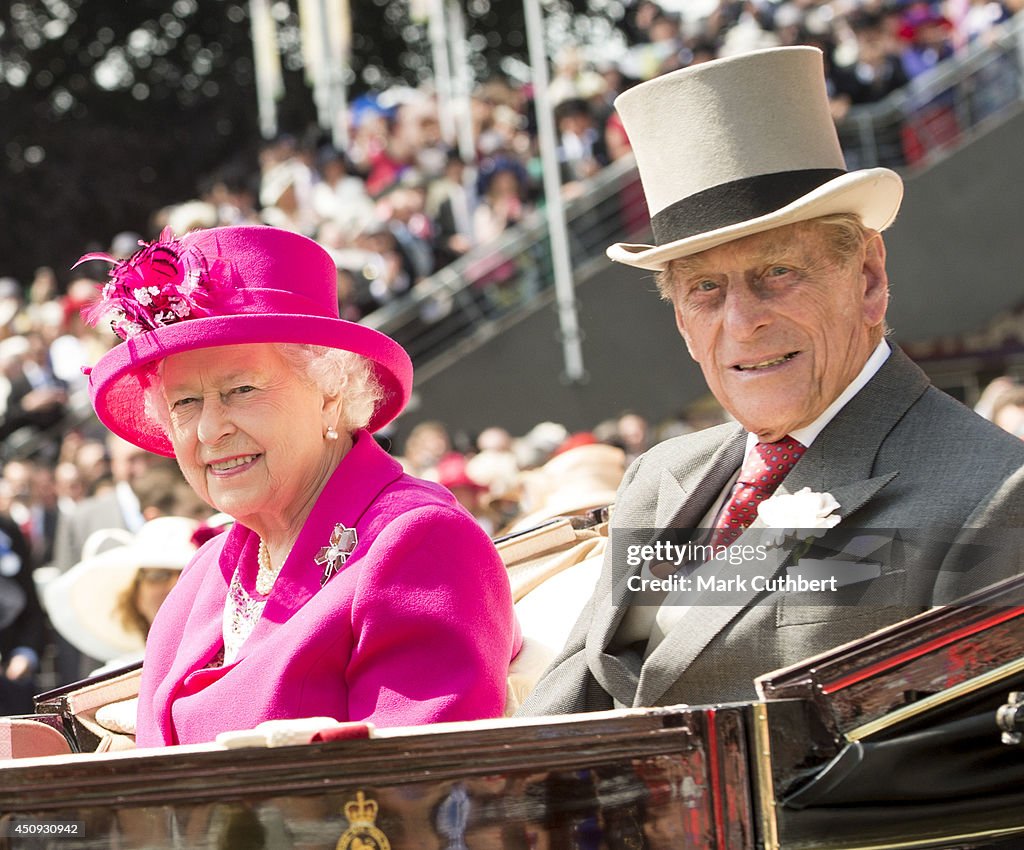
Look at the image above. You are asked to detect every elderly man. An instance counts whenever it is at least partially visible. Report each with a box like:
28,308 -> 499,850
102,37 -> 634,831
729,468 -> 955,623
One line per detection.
518,47 -> 1024,715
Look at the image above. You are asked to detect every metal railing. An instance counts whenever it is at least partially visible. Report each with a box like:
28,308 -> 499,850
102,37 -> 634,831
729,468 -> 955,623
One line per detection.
838,12 -> 1024,170
363,154 -> 647,381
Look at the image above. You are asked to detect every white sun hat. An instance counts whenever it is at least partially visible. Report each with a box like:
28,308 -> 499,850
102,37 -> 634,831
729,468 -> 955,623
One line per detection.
43,517 -> 199,662
607,46 -> 904,271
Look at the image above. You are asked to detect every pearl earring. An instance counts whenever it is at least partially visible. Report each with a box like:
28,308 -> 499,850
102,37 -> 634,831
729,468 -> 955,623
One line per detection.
326,426 -> 339,441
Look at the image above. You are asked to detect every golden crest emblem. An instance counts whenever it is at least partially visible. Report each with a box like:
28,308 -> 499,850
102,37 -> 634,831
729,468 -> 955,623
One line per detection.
336,791 -> 391,850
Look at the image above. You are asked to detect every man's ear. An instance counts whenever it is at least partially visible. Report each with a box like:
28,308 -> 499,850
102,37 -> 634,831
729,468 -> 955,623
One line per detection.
861,232 -> 889,328
673,300 -> 698,360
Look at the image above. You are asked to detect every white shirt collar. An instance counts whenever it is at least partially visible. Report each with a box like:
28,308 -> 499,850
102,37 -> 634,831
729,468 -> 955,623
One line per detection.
743,339 -> 891,459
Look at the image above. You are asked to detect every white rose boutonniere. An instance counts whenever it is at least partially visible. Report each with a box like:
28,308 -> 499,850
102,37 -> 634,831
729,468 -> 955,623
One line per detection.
757,487 -> 841,555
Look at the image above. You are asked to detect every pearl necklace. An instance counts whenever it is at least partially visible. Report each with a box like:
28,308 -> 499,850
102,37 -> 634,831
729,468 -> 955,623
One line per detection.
255,539 -> 283,596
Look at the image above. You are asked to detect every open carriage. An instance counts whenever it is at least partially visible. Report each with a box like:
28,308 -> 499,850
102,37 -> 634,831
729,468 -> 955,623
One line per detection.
2,512 -> 1023,850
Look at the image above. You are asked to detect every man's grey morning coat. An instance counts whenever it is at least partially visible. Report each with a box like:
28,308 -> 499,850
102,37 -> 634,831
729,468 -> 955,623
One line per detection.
518,344 -> 1024,714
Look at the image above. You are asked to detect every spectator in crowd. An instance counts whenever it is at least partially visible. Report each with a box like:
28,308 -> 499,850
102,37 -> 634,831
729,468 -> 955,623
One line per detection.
52,434 -> 161,575
2,460 -> 60,567
381,181 -> 436,283
960,0 -> 1012,44
435,452 -> 496,533
427,151 -> 477,269
508,441 -> 626,533
402,420 -> 453,476
352,221 -> 415,308
900,4 -> 957,79
364,104 -> 418,197
44,517 -> 201,670
0,277 -> 26,339
833,11 -> 911,108
476,426 -> 514,454
24,267 -> 59,328
473,157 -> 531,245
53,461 -> 84,519
45,277 -> 106,403
975,374 -> 1019,419
718,1 -> 781,57
0,333 -> 68,446
0,513 -> 44,715
513,421 -> 570,470
258,136 -> 318,236
898,4 -> 962,159
555,98 -> 609,192
71,438 -> 112,496
312,148 -> 376,235
616,410 -> 651,464
50,434 -> 166,683
991,385 -> 1024,438
548,45 -> 610,108
131,463 -> 211,523
832,11 -> 913,166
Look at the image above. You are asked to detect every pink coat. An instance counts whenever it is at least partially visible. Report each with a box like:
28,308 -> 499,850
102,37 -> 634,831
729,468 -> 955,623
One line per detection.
136,432 -> 521,747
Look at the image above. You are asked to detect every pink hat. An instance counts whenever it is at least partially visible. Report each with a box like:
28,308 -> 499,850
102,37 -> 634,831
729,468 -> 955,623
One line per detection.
80,225 -> 412,457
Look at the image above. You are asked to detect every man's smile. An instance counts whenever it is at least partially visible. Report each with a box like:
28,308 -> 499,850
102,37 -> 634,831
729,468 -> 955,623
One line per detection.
732,351 -> 800,371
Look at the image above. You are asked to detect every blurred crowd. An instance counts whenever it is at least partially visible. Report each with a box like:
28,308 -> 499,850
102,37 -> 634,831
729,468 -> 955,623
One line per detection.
3,1 -> 1020,320
2,0 -> 1023,711
9,1 -> 1018,317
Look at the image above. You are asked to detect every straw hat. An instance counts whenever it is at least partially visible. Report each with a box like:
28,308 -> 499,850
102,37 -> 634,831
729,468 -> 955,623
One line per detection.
43,517 -> 200,662
80,225 -> 413,457
509,443 -> 626,532
607,47 -> 903,271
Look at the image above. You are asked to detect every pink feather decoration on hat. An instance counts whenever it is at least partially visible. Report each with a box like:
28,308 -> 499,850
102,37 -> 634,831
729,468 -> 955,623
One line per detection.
76,227 -> 220,341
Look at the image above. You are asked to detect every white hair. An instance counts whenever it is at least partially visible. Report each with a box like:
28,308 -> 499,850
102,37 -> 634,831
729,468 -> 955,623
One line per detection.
274,344 -> 383,433
142,343 -> 383,438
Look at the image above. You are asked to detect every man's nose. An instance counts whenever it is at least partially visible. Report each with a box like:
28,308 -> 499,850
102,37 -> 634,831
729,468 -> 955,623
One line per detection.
722,284 -> 771,340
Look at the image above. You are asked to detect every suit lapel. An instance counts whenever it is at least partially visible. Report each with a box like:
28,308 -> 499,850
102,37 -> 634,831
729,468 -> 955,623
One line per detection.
634,345 -> 928,706
586,427 -> 745,706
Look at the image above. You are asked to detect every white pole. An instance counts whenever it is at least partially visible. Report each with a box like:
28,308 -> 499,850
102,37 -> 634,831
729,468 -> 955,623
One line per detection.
250,0 -> 282,139
523,0 -> 585,383
324,0 -> 351,150
428,0 -> 457,147
447,0 -> 477,164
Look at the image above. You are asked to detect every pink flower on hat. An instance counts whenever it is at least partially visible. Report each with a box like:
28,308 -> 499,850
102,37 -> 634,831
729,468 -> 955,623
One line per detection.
77,226 -> 220,340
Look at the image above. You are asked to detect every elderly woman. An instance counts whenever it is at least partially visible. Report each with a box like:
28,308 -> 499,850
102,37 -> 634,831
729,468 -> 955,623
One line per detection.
80,225 -> 520,747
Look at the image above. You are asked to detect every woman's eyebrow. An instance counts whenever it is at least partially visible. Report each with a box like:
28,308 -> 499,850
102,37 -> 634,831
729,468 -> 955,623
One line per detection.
166,369 -> 257,393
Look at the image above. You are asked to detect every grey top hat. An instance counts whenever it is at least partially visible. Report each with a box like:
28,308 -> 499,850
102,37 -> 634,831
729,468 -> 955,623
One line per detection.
607,47 -> 904,271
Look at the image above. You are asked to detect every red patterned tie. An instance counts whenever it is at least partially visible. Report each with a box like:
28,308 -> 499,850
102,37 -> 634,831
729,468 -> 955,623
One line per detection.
710,436 -> 806,547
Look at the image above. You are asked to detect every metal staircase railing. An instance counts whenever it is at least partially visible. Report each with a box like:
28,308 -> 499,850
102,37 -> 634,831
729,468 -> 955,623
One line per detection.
363,154 -> 647,382
837,11 -> 1024,169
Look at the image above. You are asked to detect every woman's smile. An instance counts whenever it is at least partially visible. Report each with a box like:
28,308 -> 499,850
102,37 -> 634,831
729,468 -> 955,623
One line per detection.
207,454 -> 262,476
